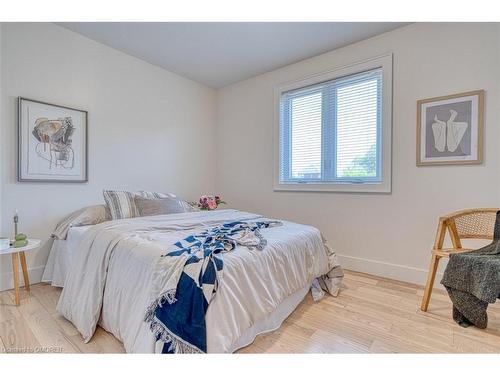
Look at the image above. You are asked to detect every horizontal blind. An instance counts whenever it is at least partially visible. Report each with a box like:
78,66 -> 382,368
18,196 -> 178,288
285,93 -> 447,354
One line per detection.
335,69 -> 381,180
290,91 -> 322,179
279,68 -> 382,183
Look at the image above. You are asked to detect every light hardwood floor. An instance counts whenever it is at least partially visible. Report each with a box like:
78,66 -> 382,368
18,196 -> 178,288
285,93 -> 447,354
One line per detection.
1,270 -> 499,353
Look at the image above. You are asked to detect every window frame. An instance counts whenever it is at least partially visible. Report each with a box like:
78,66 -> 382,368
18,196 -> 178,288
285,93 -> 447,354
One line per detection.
274,54 -> 393,193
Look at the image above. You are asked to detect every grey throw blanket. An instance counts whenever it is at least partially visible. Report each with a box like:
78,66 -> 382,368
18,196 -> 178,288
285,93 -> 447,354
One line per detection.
441,211 -> 500,328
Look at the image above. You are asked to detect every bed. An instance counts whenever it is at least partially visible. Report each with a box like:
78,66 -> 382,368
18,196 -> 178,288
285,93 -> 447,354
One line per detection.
43,209 -> 343,353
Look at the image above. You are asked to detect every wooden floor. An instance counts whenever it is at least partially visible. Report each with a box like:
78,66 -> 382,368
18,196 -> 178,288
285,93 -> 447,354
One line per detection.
1,270 -> 500,353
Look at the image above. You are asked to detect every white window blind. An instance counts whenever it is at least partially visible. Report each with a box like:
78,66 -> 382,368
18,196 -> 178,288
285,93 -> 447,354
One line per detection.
279,68 -> 382,184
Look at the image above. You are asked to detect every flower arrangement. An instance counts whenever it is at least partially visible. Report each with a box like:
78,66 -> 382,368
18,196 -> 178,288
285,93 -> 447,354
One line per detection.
195,195 -> 226,211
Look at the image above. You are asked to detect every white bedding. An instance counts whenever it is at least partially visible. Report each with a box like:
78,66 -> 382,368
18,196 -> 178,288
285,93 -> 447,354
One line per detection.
42,226 -> 90,287
54,209 -> 343,353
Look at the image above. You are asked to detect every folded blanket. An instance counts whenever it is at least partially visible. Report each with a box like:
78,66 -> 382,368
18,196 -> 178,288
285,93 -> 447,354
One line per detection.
441,211 -> 500,328
144,220 -> 282,354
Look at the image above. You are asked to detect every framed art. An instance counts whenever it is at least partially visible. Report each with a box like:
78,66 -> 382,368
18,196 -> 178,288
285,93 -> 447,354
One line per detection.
417,90 -> 484,166
18,97 -> 88,182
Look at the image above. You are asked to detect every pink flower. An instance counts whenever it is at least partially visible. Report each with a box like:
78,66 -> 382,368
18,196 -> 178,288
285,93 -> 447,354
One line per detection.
197,194 -> 225,210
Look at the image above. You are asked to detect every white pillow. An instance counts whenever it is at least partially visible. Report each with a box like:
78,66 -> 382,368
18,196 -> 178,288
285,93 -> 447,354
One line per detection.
52,205 -> 110,240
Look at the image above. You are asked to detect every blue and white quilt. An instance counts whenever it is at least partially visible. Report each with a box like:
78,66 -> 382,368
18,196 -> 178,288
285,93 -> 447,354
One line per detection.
144,220 -> 281,354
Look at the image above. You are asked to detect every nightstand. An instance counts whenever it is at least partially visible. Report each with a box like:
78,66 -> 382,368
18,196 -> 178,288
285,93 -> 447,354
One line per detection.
0,239 -> 41,305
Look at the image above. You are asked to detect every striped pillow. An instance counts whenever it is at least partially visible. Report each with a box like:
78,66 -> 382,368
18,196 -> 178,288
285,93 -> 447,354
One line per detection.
103,190 -> 140,220
137,191 -> 176,199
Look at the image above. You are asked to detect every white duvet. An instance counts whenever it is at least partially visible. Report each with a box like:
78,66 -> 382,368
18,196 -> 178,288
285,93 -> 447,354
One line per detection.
57,209 -> 342,353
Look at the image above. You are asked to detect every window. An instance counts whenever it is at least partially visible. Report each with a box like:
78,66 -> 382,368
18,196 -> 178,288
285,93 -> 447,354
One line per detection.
275,55 -> 392,193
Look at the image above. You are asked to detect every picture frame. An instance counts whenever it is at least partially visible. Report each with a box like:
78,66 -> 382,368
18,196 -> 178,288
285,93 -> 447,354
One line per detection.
18,97 -> 88,182
416,90 -> 484,166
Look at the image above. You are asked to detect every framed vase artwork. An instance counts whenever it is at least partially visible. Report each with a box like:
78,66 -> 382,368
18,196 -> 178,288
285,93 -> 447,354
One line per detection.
417,90 -> 484,166
18,97 -> 88,182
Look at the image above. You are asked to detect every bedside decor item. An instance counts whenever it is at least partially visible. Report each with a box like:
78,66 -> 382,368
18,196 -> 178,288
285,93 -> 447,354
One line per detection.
14,210 -> 18,236
18,97 -> 88,182
13,233 -> 28,248
193,195 -> 226,211
417,90 -> 484,166
12,211 -> 28,247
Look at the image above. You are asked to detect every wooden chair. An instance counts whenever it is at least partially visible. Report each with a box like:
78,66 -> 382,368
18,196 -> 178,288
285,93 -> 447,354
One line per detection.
420,208 -> 499,312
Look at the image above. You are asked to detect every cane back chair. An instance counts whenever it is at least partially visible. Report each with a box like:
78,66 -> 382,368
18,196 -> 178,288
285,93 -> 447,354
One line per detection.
420,208 -> 499,312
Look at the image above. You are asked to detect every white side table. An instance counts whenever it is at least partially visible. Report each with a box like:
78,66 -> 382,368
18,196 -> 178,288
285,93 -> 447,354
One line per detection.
0,239 -> 41,305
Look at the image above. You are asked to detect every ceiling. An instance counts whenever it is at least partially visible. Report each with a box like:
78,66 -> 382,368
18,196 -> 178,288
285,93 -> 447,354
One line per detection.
58,22 -> 408,88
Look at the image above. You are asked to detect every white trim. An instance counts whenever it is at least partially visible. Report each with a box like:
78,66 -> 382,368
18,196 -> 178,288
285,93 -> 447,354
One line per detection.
337,253 -> 446,289
274,53 -> 393,193
0,265 -> 45,292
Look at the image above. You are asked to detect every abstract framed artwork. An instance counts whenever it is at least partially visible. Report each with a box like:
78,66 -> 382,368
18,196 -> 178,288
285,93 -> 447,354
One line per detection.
417,90 -> 484,166
18,97 -> 88,182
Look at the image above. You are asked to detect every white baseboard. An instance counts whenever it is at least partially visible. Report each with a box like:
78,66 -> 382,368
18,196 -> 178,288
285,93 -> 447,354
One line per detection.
337,254 -> 445,289
0,265 -> 45,292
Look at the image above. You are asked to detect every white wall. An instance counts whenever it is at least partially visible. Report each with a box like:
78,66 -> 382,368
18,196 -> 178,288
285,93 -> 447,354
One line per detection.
0,23 -> 216,290
216,23 -> 500,285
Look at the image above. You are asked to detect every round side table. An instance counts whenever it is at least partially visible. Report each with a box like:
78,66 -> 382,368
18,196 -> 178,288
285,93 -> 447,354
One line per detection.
0,239 -> 41,305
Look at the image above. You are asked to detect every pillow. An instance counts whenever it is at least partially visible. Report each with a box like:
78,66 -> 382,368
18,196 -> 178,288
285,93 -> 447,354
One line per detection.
52,205 -> 110,240
136,190 -> 198,212
134,196 -> 187,217
137,191 -> 176,199
103,190 -> 140,220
